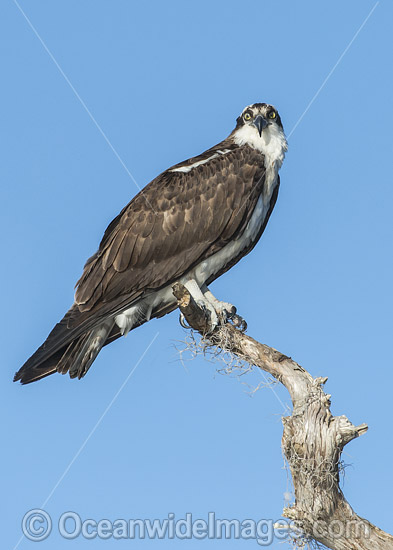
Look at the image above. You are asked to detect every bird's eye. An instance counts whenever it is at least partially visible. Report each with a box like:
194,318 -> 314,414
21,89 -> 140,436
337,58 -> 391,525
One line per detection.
268,111 -> 276,119
244,112 -> 252,121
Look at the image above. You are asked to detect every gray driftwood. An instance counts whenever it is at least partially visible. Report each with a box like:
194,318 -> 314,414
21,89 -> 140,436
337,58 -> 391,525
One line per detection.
172,282 -> 393,550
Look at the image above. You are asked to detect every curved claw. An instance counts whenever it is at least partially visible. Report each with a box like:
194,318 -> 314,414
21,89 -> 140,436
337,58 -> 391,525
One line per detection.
179,312 -> 192,329
227,305 -> 237,316
238,317 -> 247,332
220,306 -> 234,323
226,311 -> 247,332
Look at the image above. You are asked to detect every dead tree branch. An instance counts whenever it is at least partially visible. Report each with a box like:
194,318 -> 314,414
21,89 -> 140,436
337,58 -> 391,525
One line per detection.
172,282 -> 393,550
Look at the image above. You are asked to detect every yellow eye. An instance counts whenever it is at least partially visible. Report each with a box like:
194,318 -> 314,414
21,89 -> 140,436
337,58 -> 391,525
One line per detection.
268,111 -> 276,119
244,112 -> 252,121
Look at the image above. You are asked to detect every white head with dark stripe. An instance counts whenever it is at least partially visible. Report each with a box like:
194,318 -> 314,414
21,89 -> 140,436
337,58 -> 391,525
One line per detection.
232,103 -> 287,166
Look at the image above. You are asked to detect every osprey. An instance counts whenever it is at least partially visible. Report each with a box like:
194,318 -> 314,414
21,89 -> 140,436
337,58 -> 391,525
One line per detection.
14,103 -> 287,384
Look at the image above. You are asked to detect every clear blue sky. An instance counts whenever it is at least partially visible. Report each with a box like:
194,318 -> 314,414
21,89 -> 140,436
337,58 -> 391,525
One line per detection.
2,1 -> 392,547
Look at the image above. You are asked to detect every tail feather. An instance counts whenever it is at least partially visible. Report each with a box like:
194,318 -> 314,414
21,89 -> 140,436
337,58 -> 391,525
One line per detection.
59,321 -> 114,380
14,297 -> 177,384
14,311 -> 115,384
13,349 -> 65,384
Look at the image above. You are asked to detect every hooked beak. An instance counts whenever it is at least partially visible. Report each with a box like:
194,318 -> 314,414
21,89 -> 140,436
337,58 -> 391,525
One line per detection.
253,115 -> 269,137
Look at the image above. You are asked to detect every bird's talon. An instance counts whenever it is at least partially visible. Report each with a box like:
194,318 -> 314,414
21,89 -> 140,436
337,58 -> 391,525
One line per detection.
179,312 -> 191,329
227,313 -> 247,332
221,305 -> 236,322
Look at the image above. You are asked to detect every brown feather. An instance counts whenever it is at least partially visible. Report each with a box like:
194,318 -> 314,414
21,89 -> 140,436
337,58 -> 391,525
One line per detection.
15,141 -> 271,385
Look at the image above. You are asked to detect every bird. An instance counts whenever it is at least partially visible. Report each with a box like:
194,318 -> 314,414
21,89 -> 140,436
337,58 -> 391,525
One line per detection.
14,102 -> 287,384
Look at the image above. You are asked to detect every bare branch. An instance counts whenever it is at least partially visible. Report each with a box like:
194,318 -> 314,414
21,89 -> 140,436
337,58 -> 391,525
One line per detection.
173,283 -> 393,550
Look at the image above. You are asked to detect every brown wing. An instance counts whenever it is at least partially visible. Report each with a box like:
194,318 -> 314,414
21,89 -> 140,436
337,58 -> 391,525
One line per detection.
74,144 -> 266,321
14,143 -> 267,383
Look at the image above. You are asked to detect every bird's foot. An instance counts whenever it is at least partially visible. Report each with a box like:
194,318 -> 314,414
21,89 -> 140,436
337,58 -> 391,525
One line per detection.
211,301 -> 247,332
181,280 -> 247,333
227,310 -> 247,332
195,298 -> 219,331
202,290 -> 247,332
182,279 -> 219,332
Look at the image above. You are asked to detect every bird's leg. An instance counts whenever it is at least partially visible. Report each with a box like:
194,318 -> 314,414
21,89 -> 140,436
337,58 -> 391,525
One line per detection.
202,287 -> 247,331
183,279 -> 219,330
202,288 -> 236,318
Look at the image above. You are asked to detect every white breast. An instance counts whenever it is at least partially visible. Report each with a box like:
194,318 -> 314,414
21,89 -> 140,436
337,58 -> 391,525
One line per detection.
194,194 -> 267,284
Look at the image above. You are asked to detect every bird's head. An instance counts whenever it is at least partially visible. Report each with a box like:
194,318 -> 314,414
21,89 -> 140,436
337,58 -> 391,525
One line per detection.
231,103 -> 287,159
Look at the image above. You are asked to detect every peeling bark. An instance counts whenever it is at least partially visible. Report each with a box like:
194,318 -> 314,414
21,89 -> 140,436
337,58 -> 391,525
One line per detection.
172,282 -> 393,550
